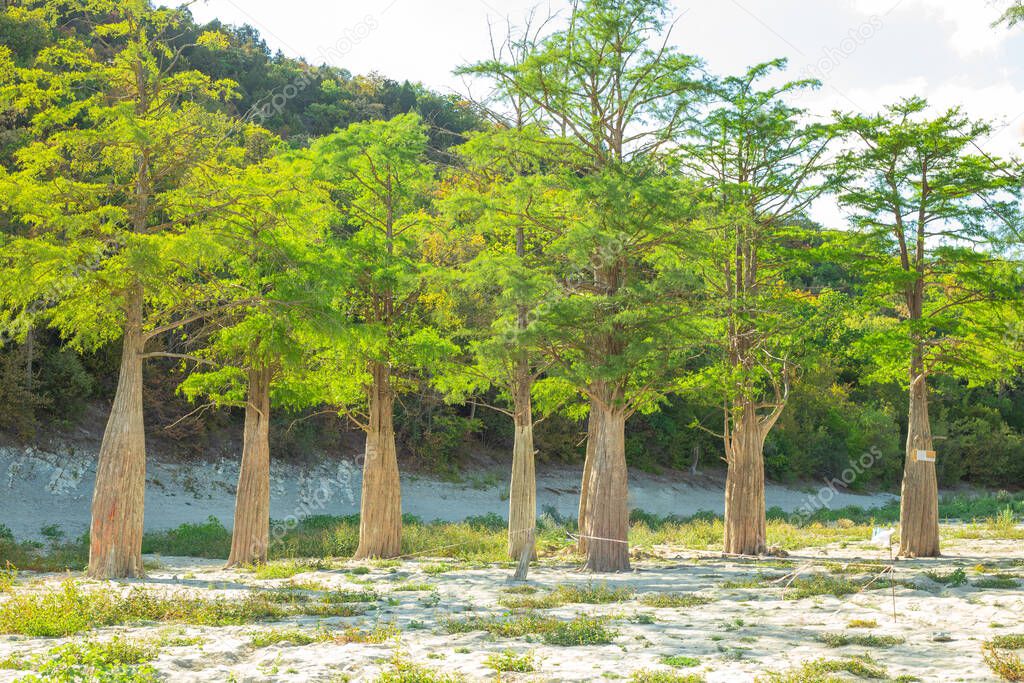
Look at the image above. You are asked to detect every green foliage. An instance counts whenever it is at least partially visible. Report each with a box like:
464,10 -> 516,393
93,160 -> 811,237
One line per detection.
924,567 -> 967,586
0,0 -> 244,351
681,58 -> 835,443
483,650 -> 536,673
991,636 -> 1024,650
443,613 -> 616,645
0,580 -> 369,636
11,637 -> 159,683
3,0 -> 1024,502
307,113 -> 458,422
661,655 -> 700,668
833,97 -> 1024,387
172,151 -> 334,415
460,0 -> 705,418
782,575 -> 878,600
498,582 -> 634,608
0,534 -> 89,572
972,576 -> 1021,589
756,655 -> 890,682
249,628 -> 327,648
817,633 -> 905,648
250,559 -> 329,579
638,593 -> 712,608
984,642 -> 1024,682
140,516 -> 231,558
630,671 -> 705,683
997,2 -> 1024,28
375,655 -> 466,683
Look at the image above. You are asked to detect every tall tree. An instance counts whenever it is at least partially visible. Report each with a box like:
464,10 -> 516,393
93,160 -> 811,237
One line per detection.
175,149 -> 333,566
439,126 -> 572,559
311,113 -> 457,559
680,60 -> 833,555
834,98 -> 1023,557
461,0 -> 703,571
0,1 -> 239,578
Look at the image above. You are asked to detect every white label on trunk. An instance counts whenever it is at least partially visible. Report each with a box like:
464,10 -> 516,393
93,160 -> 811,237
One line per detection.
916,449 -> 936,462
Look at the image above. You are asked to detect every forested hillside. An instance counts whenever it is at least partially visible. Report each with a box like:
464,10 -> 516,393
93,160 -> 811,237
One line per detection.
2,0 -> 1022,493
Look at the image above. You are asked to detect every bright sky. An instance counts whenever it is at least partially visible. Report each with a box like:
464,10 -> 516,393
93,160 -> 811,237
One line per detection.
187,0 -> 1024,224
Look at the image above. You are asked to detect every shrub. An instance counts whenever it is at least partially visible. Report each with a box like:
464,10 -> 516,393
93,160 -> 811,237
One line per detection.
924,567 -> 967,586
984,642 -> 1024,682
141,517 -> 231,558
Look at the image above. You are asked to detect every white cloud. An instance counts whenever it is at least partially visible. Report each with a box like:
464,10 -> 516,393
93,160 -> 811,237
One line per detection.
802,77 -> 1024,157
850,0 -> 1014,56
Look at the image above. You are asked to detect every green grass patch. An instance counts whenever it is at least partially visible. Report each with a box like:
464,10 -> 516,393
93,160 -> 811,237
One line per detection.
722,575 -> 774,589
483,650 -> 536,673
661,655 -> 700,667
924,567 -> 967,586
392,582 -> 435,592
756,655 -> 890,682
991,636 -> 1024,650
5,496 -> 1024,572
0,536 -> 89,572
638,593 -> 712,608
250,628 -> 328,647
331,623 -> 399,644
973,576 -> 1021,589
323,589 -> 379,603
0,580 -> 366,636
375,654 -> 466,682
251,558 -> 329,579
443,613 -> 616,646
630,670 -> 704,683
498,582 -> 634,609
141,516 -> 231,558
5,637 -> 158,683
721,573 -> 882,599
784,575 -> 885,600
848,619 -> 879,628
818,633 -> 906,648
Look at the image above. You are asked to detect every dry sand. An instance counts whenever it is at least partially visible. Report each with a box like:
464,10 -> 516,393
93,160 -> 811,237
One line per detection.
0,443 -> 897,541
0,536 -> 1021,682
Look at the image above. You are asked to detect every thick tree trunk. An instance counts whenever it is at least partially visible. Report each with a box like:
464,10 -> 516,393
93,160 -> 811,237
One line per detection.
226,364 -> 272,567
354,362 -> 402,559
581,400 -> 629,572
723,401 -> 768,556
88,285 -> 147,579
507,364 -> 536,559
577,402 -> 601,555
898,373 -> 939,557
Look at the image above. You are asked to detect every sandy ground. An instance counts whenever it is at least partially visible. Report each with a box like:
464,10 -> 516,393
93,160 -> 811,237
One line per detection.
0,443 -> 898,541
0,536 -> 1021,681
